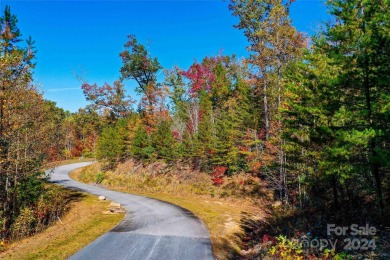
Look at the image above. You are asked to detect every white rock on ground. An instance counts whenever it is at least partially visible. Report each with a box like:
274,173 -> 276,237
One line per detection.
110,202 -> 121,208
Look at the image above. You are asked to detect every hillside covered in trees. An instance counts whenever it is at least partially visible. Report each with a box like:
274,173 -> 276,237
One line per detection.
1,0 -> 389,258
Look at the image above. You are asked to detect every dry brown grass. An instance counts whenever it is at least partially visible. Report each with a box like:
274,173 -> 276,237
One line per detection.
71,160 -> 268,259
75,160 -> 270,202
0,191 -> 123,260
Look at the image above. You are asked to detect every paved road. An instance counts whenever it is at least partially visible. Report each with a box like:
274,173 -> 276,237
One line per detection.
48,162 -> 214,260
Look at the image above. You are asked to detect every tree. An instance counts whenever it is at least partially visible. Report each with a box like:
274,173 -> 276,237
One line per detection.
192,90 -> 214,169
72,107 -> 101,157
43,100 -> 67,161
152,120 -> 176,162
120,35 -> 161,94
97,117 -> 131,168
81,80 -> 133,123
229,0 -> 305,202
283,47 -> 343,210
283,0 -> 390,219
131,125 -> 155,162
165,66 -> 188,149
97,126 -> 122,167
0,5 -> 60,237
321,0 -> 389,215
120,35 -> 162,127
0,5 -> 21,54
229,0 -> 304,138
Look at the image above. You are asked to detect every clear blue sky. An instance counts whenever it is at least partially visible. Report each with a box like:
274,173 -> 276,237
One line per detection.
1,0 -> 330,112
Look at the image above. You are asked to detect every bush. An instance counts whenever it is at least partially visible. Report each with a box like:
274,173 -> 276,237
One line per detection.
11,207 -> 36,240
268,235 -> 304,259
8,185 -> 74,242
95,172 -> 105,184
37,186 -> 71,225
211,166 -> 227,185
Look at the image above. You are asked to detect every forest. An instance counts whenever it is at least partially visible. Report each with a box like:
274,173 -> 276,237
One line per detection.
0,0 -> 389,259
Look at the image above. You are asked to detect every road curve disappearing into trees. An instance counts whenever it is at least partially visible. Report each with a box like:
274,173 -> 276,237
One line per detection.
48,162 -> 214,260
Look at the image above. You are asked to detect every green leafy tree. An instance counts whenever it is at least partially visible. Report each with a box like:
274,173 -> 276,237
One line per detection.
284,0 -> 390,219
97,118 -> 129,167
0,5 -> 21,53
81,81 -> 133,123
229,0 -> 305,203
0,5 -> 61,237
97,126 -> 121,168
120,35 -> 162,127
131,125 -> 155,162
120,35 -> 162,93
152,120 -> 176,162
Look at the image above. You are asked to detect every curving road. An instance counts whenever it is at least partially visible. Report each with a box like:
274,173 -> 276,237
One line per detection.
48,162 -> 214,260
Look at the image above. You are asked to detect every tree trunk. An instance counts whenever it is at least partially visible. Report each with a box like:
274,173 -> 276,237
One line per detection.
263,80 -> 269,139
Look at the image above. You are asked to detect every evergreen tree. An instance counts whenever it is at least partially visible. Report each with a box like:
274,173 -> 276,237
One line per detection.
0,5 -> 21,53
97,126 -> 121,167
97,117 -> 132,167
323,0 -> 390,214
193,90 -> 214,170
120,35 -> 162,127
152,120 -> 176,162
131,125 -> 155,162
284,0 -> 390,218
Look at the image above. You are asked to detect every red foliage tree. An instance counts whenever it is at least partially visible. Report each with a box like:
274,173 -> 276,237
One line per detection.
211,166 -> 228,185
81,81 -> 133,120
180,55 -> 228,95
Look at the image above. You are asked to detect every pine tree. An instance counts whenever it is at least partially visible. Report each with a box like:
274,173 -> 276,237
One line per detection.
323,0 -> 390,215
193,90 -> 214,170
97,126 -> 121,167
120,35 -> 162,127
0,5 -> 21,54
131,125 -> 155,162
283,47 -> 343,209
283,0 -> 390,218
152,120 -> 176,162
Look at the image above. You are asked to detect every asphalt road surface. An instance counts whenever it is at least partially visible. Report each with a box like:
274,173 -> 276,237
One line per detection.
48,162 -> 214,260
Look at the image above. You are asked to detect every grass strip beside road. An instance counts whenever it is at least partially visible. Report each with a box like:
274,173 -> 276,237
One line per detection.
1,190 -> 124,260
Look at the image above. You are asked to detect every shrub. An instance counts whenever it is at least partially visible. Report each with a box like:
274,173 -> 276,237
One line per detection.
211,166 -> 227,185
95,172 -> 105,184
268,235 -> 304,260
9,185 -> 74,242
11,207 -> 36,240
